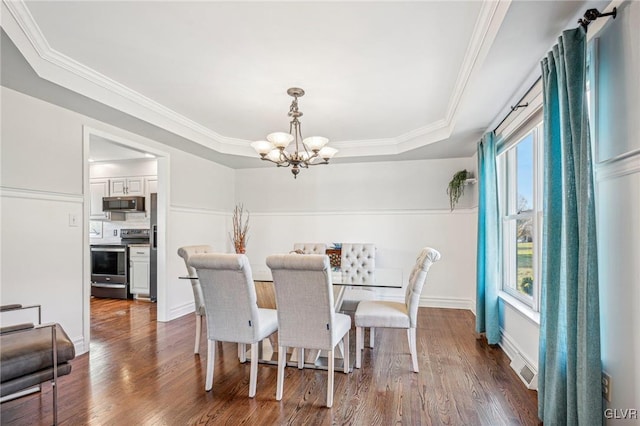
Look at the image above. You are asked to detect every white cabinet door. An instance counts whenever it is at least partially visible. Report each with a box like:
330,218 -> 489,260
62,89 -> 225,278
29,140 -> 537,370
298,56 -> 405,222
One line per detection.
110,179 -> 127,196
130,247 -> 150,295
110,177 -> 145,196
126,177 -> 145,196
90,178 -> 109,219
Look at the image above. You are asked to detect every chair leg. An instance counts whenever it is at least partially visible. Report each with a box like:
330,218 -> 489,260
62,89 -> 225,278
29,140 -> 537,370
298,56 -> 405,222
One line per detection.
343,332 -> 350,374
298,348 -> 304,369
355,326 -> 363,369
327,349 -> 334,408
206,339 -> 215,391
249,342 -> 258,397
408,328 -> 419,373
276,345 -> 286,401
194,314 -> 202,354
369,327 -> 375,348
52,325 -> 58,426
238,343 -> 246,363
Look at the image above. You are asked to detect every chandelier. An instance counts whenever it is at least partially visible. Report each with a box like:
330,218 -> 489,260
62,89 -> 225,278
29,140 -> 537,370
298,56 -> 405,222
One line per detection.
251,87 -> 338,178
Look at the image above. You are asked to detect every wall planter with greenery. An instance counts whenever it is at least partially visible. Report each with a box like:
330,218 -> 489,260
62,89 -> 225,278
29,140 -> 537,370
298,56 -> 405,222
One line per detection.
447,169 -> 476,211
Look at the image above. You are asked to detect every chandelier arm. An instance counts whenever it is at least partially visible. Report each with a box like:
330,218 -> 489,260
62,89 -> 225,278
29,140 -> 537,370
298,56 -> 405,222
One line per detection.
260,157 -> 289,166
307,160 -> 330,167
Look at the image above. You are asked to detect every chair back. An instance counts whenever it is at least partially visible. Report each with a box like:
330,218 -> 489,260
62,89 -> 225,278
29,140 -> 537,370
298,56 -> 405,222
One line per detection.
188,253 -> 261,343
177,245 -> 214,315
292,243 -> 327,255
266,254 -> 335,350
340,243 -> 376,284
405,247 -> 441,327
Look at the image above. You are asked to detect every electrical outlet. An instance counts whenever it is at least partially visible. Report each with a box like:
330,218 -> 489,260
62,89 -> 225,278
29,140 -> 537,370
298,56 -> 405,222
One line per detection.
113,230 -> 118,237
602,371 -> 611,402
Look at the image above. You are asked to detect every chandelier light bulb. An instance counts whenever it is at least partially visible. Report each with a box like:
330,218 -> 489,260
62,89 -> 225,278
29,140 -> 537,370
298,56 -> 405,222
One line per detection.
267,132 -> 294,148
267,149 -> 282,163
251,140 -> 273,155
303,136 -> 329,152
318,146 -> 338,160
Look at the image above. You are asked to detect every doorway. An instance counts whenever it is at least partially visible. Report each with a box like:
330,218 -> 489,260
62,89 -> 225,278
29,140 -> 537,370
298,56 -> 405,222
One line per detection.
82,126 -> 169,352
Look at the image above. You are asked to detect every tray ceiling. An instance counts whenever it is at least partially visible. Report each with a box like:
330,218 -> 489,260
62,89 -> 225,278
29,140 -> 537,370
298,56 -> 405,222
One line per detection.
1,0 -> 609,165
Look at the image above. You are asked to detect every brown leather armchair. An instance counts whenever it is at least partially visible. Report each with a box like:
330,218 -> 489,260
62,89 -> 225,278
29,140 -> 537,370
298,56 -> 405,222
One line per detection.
0,304 -> 75,425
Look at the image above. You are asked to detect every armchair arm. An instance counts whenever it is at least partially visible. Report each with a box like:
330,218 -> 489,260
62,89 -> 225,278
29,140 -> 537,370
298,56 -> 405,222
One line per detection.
0,322 -> 35,334
0,304 -> 42,325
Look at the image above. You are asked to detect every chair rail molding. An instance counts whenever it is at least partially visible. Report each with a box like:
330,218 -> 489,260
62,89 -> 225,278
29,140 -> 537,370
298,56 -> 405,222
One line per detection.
596,150 -> 640,182
0,186 -> 84,203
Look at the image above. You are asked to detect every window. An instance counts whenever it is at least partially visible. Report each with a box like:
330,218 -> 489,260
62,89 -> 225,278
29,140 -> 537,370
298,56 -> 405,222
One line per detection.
498,122 -> 543,310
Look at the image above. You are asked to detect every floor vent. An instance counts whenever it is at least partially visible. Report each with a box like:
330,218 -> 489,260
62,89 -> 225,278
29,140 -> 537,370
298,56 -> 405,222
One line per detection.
510,353 -> 538,390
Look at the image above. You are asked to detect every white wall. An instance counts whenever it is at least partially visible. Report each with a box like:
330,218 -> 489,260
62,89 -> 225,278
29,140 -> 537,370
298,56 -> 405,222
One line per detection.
165,151 -> 236,319
1,87 -> 235,354
236,158 -> 478,309
595,1 -> 640,418
90,158 -> 157,179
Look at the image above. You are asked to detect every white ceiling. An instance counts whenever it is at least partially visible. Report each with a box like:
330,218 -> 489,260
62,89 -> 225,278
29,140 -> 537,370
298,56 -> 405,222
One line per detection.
1,0 -> 609,165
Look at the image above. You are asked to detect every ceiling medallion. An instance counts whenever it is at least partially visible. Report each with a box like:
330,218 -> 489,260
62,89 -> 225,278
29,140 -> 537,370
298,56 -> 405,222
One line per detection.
251,87 -> 337,178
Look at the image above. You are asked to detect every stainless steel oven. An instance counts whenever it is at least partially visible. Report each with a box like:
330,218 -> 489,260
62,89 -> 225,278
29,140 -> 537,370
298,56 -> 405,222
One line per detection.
90,245 -> 128,299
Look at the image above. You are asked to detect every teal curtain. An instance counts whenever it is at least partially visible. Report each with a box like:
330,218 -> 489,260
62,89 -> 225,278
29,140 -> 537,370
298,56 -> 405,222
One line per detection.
538,28 -> 602,424
475,132 -> 500,344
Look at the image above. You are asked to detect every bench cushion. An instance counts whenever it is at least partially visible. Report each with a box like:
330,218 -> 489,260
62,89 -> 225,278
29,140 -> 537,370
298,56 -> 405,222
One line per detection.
1,323 -> 75,396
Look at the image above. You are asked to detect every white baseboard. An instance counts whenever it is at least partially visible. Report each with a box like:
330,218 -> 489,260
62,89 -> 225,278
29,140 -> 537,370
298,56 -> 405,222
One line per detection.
167,301 -> 196,322
375,294 -> 474,310
73,336 -> 87,355
419,296 -> 475,310
499,327 -> 538,390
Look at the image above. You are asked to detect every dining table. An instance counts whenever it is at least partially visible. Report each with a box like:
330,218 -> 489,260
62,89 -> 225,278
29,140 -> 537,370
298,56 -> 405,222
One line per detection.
179,266 -> 403,371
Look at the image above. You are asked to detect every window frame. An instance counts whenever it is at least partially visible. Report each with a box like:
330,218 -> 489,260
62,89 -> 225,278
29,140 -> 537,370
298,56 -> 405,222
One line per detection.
497,122 -> 544,312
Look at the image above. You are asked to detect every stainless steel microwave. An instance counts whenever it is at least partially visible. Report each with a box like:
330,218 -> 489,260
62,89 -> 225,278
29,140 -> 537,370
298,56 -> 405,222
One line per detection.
102,196 -> 145,212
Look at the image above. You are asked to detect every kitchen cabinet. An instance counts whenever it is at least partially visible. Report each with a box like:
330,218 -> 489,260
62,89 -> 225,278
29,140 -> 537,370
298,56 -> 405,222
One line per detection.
129,245 -> 150,296
110,177 -> 145,196
89,178 -> 110,219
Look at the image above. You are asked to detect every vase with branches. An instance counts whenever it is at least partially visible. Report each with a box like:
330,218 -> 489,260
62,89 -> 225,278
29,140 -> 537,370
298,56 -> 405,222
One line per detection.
230,203 -> 250,254
447,169 -> 469,211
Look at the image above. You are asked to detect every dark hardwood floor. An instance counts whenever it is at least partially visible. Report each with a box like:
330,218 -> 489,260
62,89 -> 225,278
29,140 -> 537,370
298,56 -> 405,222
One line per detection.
1,298 -> 539,425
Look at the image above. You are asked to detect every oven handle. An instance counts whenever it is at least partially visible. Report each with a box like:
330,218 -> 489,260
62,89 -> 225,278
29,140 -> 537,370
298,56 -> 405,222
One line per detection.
91,247 -> 126,253
91,283 -> 126,289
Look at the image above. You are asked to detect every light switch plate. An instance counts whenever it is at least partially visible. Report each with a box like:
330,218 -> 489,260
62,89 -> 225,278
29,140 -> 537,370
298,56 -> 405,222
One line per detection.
68,213 -> 79,227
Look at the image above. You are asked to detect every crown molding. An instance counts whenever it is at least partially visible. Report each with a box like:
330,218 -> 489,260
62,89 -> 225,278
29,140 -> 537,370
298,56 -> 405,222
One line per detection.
2,0 -> 509,159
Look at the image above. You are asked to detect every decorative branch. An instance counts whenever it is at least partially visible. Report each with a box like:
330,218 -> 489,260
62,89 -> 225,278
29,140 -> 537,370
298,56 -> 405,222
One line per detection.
230,203 -> 250,253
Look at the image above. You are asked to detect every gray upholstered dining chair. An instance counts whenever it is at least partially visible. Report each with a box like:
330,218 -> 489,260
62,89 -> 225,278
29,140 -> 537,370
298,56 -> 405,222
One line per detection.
355,247 -> 441,372
177,245 -> 214,354
188,253 -> 278,397
266,254 -> 351,408
292,243 -> 327,255
340,243 -> 377,346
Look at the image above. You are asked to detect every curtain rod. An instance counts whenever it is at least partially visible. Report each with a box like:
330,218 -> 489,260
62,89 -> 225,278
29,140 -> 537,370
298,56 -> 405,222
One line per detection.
492,77 -> 541,134
492,7 -> 618,134
578,7 -> 617,30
